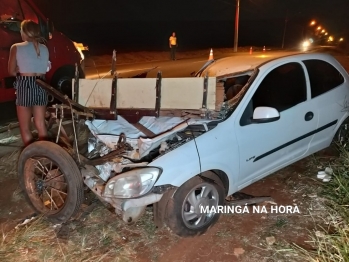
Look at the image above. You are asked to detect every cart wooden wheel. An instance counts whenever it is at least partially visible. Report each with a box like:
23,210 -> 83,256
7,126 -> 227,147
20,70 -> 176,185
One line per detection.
18,141 -> 84,224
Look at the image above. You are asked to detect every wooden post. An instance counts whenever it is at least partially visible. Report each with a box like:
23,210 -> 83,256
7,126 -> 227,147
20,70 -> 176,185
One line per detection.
155,71 -> 162,118
202,73 -> 208,109
73,63 -> 79,102
110,74 -> 118,119
111,49 -> 116,76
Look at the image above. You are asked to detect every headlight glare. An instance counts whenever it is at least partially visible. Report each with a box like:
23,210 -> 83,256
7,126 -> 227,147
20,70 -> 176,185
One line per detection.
103,167 -> 161,198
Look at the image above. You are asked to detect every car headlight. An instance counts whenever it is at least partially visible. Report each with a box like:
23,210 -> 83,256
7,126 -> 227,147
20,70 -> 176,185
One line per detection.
302,41 -> 310,48
73,42 -> 88,61
103,167 -> 161,198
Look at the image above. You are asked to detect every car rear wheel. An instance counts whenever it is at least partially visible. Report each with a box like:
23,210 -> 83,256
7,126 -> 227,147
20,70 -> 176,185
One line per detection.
333,118 -> 349,147
165,176 -> 224,237
18,141 -> 84,224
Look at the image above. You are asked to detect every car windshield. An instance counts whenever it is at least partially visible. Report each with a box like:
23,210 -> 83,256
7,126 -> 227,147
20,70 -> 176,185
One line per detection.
0,0 -> 38,32
215,69 -> 258,120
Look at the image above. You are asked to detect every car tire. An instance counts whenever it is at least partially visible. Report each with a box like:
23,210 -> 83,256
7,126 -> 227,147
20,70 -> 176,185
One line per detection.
18,141 -> 84,224
333,117 -> 349,147
165,175 -> 225,237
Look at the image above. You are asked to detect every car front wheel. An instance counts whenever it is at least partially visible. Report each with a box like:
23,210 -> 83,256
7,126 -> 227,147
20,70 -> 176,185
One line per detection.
165,176 -> 224,237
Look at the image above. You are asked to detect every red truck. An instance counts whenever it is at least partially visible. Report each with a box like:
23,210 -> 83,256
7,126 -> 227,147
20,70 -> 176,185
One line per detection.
0,0 -> 85,103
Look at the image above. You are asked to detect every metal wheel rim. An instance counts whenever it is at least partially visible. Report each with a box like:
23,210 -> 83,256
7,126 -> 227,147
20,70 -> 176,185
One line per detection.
23,157 -> 68,214
181,182 -> 219,229
57,78 -> 72,97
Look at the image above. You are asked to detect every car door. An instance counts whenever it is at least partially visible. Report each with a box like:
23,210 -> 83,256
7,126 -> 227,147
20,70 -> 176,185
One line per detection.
302,58 -> 349,149
234,60 -> 318,188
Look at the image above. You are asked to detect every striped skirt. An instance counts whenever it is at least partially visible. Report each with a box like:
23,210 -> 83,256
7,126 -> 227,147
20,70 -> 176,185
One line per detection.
15,76 -> 48,107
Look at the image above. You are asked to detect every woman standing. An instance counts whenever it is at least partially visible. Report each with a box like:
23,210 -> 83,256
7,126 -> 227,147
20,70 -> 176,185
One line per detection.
8,20 -> 49,146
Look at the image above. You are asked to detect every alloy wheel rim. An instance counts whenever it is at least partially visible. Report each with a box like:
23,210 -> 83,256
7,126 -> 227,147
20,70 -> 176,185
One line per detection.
182,183 -> 219,229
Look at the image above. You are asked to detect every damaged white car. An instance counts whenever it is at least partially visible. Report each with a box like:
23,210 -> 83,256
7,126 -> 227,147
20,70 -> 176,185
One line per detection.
18,52 -> 349,236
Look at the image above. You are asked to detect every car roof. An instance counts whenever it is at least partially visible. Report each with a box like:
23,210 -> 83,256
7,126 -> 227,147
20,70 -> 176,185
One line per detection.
200,51 -> 337,79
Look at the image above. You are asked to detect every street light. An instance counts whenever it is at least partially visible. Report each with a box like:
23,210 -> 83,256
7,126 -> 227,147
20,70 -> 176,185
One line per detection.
281,11 -> 303,49
310,20 -> 316,26
282,16 -> 288,49
233,0 -> 240,52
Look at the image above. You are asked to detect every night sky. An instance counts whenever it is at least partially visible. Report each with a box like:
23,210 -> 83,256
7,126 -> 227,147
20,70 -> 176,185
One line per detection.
35,0 -> 349,54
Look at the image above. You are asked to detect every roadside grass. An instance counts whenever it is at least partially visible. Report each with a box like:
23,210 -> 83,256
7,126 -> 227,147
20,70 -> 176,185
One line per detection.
295,146 -> 349,262
0,149 -> 20,182
0,205 -> 178,262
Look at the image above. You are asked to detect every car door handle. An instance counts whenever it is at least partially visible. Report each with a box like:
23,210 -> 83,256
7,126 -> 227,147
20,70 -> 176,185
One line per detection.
305,111 -> 314,121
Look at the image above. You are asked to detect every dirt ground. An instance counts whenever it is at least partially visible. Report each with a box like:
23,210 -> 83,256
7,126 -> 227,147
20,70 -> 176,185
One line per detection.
0,48 -> 348,261
0,149 -> 336,261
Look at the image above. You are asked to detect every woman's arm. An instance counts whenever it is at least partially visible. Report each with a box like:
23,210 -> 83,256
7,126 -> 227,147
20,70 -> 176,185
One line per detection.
8,45 -> 18,76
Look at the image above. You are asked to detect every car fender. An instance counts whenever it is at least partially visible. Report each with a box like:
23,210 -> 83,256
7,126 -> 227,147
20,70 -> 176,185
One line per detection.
153,139 -> 201,188
194,120 -> 240,195
153,118 -> 240,194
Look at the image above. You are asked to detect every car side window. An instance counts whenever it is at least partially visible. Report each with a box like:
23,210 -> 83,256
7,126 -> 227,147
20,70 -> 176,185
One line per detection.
303,59 -> 344,98
240,62 -> 306,126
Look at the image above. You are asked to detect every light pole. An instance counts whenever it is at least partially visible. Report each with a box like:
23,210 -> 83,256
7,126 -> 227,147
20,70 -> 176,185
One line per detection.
234,0 -> 240,52
281,10 -> 288,49
281,17 -> 288,49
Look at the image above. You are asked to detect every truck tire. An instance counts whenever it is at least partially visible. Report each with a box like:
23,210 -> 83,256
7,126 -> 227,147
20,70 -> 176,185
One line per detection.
18,141 -> 84,224
51,65 -> 85,99
165,176 -> 224,237
51,67 -> 74,98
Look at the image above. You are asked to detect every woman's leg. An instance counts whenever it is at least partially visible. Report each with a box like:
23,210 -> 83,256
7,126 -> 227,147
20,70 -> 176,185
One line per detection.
32,105 -> 48,141
16,105 -> 34,146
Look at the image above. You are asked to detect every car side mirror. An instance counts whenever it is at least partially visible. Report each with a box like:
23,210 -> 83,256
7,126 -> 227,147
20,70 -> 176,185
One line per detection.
251,106 -> 280,123
48,19 -> 54,36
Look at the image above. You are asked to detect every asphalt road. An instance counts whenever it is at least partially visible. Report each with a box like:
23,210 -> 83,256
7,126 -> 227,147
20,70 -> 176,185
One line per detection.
84,50 -> 299,79
84,46 -> 344,80
85,54 -> 211,79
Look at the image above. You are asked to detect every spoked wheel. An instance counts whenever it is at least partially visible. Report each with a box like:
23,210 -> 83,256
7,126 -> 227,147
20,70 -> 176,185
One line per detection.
18,141 -> 84,224
165,176 -> 224,237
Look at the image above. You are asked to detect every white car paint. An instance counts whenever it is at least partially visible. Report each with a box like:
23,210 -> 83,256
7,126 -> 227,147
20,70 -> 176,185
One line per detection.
196,51 -> 302,78
153,53 -> 349,196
